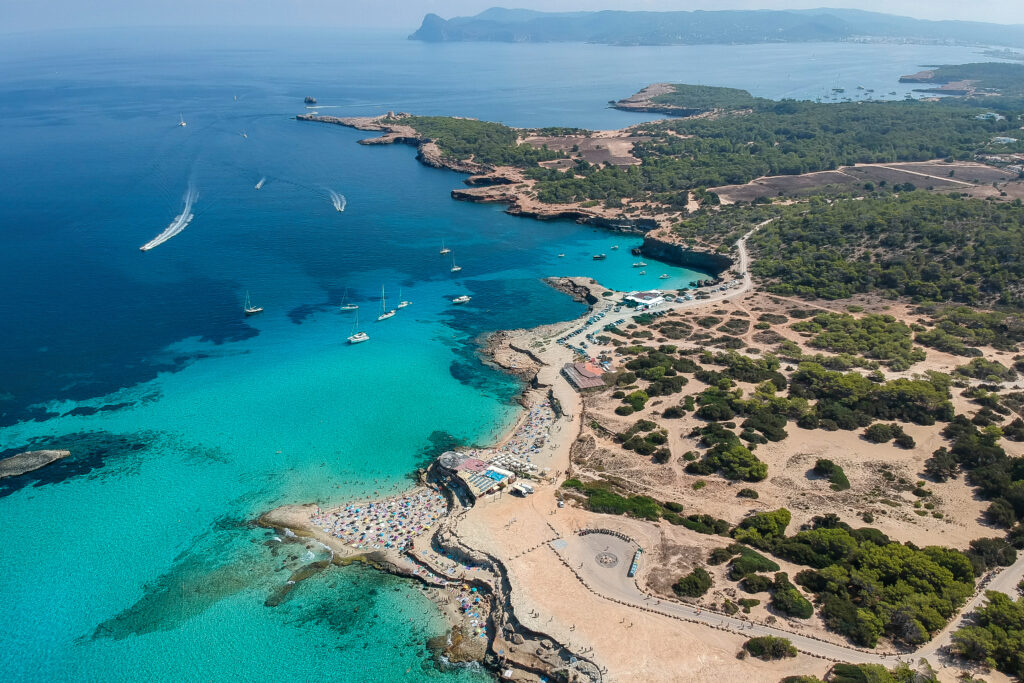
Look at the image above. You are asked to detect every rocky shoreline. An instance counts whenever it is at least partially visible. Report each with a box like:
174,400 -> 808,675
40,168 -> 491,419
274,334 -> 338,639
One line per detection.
257,279 -> 608,681
299,112 -> 736,278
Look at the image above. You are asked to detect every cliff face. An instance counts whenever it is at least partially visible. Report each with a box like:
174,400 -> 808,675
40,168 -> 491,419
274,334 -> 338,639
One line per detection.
640,233 -> 732,275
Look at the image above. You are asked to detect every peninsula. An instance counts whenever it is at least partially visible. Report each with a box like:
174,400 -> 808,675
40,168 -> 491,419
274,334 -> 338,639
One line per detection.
279,74 -> 1024,682
410,7 -> 1024,48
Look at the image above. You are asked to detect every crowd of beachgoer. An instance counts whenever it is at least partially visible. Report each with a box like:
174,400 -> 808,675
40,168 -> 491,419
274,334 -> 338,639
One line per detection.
444,582 -> 490,641
465,399 -> 555,475
311,489 -> 448,552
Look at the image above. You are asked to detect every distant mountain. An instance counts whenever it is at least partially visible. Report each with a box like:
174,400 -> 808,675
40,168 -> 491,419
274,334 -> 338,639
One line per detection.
410,8 -> 1024,48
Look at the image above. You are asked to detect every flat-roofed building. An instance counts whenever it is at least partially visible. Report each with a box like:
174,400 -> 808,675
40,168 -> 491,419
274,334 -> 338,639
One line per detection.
562,361 -> 606,390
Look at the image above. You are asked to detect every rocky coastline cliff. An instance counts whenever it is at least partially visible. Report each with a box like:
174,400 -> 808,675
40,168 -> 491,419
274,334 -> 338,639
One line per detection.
298,112 -> 731,276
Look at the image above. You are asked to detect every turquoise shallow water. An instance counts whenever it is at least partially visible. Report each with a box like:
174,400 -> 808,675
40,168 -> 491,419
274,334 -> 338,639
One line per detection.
0,28 -> 996,682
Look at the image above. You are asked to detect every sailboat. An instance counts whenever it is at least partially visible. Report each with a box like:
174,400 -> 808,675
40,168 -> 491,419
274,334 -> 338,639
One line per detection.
376,286 -> 396,321
243,291 -> 263,316
178,113 -> 187,127
440,240 -> 451,255
347,311 -> 369,344
340,288 -> 358,311
450,253 -> 462,273
397,287 -> 411,309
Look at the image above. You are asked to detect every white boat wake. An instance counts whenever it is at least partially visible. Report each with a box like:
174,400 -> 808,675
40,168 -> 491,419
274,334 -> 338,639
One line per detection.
328,189 -> 346,212
140,186 -> 197,252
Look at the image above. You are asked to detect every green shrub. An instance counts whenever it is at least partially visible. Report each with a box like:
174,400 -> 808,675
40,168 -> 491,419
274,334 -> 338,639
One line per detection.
770,572 -> 814,619
813,458 -> 851,491
742,635 -> 796,660
727,547 -> 781,580
673,567 -> 713,597
740,574 -> 774,593
736,488 -> 759,499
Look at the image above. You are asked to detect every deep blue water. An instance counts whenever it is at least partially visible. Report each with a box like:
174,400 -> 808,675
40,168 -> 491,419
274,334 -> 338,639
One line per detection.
0,28 -> 993,682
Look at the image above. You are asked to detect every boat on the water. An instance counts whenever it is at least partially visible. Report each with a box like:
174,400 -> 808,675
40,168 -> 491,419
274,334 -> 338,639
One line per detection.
450,253 -> 462,273
557,253 -> 565,258
638,270 -> 646,275
340,288 -> 358,311
452,295 -> 471,304
632,262 -> 647,268
178,113 -> 186,127
255,177 -> 265,190
243,291 -> 263,316
377,286 -> 396,321
592,254 -> 606,260
611,245 -> 619,250
397,287 -> 411,308
440,240 -> 451,255
659,274 -> 670,279
347,311 -> 369,344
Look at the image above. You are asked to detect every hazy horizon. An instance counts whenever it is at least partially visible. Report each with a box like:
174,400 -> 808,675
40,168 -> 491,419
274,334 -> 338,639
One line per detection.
3,1 -> 1024,35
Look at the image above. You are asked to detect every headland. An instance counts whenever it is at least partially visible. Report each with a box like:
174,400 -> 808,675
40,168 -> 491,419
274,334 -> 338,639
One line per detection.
279,75 -> 1024,681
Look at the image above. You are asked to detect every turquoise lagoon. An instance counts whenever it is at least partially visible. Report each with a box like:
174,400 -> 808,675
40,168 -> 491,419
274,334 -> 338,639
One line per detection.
0,29 -> 996,682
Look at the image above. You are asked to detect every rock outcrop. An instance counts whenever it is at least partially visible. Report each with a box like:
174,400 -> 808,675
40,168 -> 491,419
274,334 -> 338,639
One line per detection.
639,231 -> 733,275
0,450 -> 71,478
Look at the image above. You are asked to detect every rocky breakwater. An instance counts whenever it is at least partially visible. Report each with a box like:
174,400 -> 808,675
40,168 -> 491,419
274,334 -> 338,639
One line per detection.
639,228 -> 733,275
0,449 -> 71,479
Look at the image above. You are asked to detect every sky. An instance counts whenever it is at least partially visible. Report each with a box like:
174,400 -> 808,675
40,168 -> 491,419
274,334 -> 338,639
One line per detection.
2,0 -> 1023,34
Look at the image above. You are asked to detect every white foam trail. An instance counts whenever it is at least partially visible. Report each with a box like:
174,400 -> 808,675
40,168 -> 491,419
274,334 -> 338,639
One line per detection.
140,186 -> 197,251
255,177 -> 266,190
328,189 -> 346,212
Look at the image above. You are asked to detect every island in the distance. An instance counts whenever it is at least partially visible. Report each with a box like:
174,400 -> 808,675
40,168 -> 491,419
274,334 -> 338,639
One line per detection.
411,7 -> 1024,48
275,65 -> 1024,682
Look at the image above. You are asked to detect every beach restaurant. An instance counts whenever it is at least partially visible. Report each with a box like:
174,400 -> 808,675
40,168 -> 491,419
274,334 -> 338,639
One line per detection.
437,451 -> 516,500
561,361 -> 606,391
623,290 -> 666,308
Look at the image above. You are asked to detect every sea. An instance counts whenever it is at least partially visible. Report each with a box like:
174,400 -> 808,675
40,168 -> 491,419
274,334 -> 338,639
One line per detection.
0,28 -> 996,682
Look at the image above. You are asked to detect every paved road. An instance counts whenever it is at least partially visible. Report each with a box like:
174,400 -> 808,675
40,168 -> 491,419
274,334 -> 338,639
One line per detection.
558,532 -> 1024,666
541,219 -> 1024,666
918,551 -> 1024,660
555,535 -> 890,665
551,221 -> 768,350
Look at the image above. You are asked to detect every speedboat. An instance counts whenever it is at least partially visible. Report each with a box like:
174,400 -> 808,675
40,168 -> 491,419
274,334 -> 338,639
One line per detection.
452,295 -> 471,304
659,274 -> 670,279
592,254 -> 606,260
